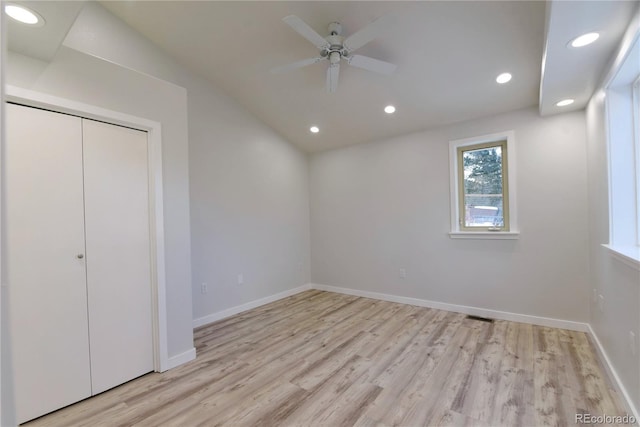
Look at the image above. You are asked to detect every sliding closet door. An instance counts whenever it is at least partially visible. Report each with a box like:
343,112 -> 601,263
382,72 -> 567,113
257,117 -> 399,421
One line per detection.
6,104 -> 92,423
82,119 -> 154,394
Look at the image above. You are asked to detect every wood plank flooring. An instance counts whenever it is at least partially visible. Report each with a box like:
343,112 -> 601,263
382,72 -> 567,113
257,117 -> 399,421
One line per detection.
25,290 -> 630,426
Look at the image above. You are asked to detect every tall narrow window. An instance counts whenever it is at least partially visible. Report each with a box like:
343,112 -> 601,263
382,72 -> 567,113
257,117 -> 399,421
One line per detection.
594,11 -> 640,269
457,141 -> 509,231
634,77 -> 640,246
449,131 -> 517,238
603,51 -> 640,267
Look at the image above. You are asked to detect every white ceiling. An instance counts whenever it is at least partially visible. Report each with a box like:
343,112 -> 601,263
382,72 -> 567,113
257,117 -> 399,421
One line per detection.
100,1 -> 545,152
6,1 -> 84,61
6,1 -> 637,153
539,0 -> 638,116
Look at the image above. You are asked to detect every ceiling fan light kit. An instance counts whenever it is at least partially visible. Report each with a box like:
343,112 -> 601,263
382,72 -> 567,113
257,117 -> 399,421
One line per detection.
273,15 -> 397,93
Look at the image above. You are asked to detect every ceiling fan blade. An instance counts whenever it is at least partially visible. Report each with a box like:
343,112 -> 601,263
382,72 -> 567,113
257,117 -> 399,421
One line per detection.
326,63 -> 340,93
343,15 -> 394,52
283,15 -> 330,50
348,55 -> 397,75
271,57 -> 324,74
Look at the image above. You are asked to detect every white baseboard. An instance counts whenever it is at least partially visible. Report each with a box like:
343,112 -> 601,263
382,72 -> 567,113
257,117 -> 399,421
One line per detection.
192,284 -> 312,328
166,347 -> 196,370
588,325 -> 639,420
310,283 -> 590,332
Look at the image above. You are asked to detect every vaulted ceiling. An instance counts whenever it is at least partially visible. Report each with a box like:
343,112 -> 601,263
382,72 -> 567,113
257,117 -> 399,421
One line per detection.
6,1 -> 638,152
101,1 -> 544,152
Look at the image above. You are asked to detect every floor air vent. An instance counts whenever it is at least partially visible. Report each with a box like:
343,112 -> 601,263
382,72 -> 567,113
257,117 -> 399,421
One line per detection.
466,315 -> 494,323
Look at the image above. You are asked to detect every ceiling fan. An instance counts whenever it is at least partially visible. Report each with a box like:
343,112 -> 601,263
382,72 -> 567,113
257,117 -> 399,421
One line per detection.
272,15 -> 397,93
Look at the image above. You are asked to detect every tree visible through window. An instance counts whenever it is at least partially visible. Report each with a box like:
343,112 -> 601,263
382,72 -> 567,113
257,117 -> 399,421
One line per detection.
457,140 -> 509,230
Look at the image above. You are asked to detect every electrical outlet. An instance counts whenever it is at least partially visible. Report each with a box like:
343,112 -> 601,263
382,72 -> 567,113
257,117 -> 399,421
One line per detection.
598,295 -> 604,312
201,283 -> 207,294
630,331 -> 637,356
399,268 -> 406,279
237,274 -> 244,285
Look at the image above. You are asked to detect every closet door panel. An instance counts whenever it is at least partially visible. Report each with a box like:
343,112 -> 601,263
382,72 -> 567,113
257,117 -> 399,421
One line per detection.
82,119 -> 154,394
6,104 -> 92,423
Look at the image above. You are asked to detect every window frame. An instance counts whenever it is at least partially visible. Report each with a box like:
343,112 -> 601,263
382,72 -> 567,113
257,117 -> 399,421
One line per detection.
633,76 -> 640,246
602,53 -> 640,269
449,131 -> 518,239
456,139 -> 509,232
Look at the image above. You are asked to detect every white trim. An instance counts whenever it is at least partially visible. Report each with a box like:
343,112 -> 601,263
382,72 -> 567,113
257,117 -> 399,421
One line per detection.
166,347 -> 196,370
310,283 -> 589,332
5,85 -> 171,372
449,231 -> 520,240
634,77 -> 640,247
192,284 -> 312,328
599,6 -> 640,92
602,244 -> 640,271
605,79 -> 640,251
588,325 -> 639,421
449,130 -> 518,236
5,86 -> 159,131
605,92 -> 616,248
0,9 -> 5,425
603,10 -> 640,253
537,0 -> 552,114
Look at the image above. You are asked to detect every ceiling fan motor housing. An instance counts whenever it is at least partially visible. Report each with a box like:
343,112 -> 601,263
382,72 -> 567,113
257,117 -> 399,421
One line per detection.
328,22 -> 342,35
326,34 -> 346,55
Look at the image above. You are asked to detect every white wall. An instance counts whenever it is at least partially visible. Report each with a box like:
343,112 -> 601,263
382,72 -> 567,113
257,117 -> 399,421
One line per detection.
60,3 -> 311,322
584,13 -> 640,413
187,88 -> 310,319
0,8 -> 13,426
310,107 -> 590,323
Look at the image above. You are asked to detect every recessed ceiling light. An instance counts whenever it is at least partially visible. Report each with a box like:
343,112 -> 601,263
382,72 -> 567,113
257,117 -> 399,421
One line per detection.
570,32 -> 599,48
496,73 -> 512,84
309,126 -> 319,133
556,99 -> 574,107
384,105 -> 396,114
4,4 -> 44,26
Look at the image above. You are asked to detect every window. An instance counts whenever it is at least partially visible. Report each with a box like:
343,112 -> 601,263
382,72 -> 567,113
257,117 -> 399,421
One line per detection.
602,30 -> 640,268
457,140 -> 508,230
449,131 -> 518,239
634,78 -> 640,246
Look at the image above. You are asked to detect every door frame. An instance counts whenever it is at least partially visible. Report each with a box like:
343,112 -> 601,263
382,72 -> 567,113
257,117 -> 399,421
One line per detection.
5,85 -> 170,372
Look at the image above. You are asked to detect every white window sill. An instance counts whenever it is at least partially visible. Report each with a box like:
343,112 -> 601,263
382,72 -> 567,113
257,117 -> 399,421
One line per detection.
449,231 -> 520,240
602,244 -> 640,271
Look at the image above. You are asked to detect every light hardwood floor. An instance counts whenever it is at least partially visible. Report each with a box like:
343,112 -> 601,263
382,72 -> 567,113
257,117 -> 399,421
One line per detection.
26,290 -> 630,426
